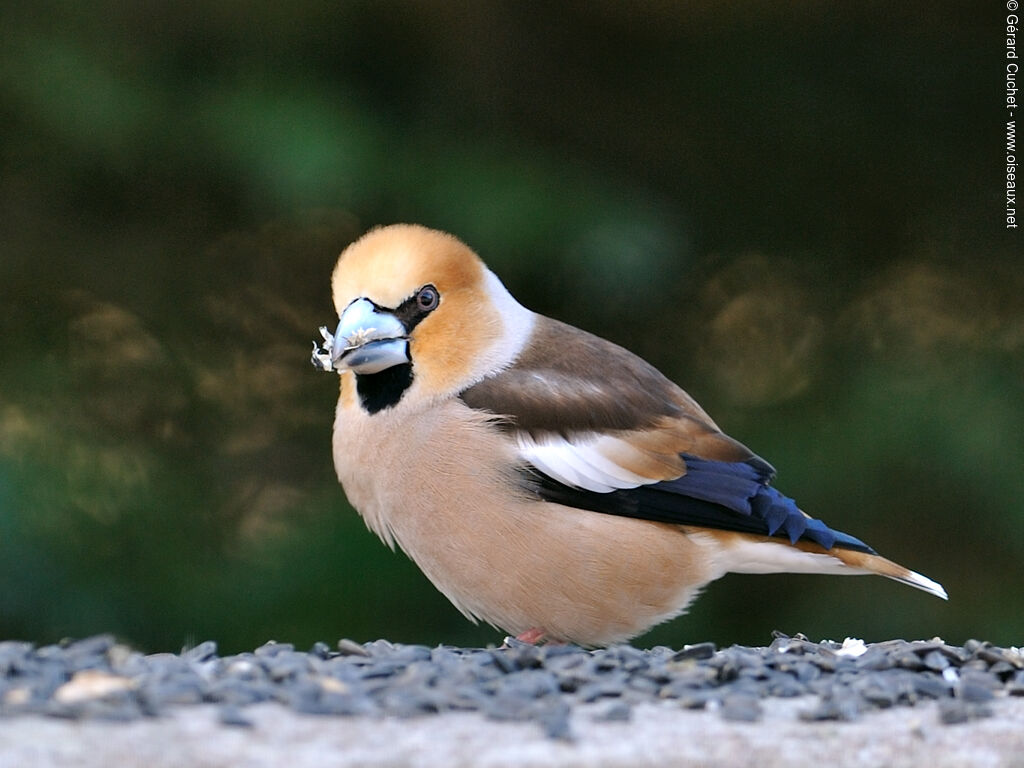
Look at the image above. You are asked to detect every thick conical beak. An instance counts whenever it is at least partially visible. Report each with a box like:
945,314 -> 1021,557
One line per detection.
329,298 -> 410,374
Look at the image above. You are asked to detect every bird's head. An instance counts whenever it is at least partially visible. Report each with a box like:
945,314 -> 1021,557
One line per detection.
315,224 -> 534,411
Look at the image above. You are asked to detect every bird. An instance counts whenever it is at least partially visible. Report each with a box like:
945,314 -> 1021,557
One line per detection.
312,224 -> 947,646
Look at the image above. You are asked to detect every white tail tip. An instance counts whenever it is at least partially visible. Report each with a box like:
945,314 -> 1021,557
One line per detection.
898,569 -> 948,600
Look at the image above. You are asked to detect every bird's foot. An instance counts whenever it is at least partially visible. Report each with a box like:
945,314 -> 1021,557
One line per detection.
498,628 -> 550,648
514,627 -> 547,645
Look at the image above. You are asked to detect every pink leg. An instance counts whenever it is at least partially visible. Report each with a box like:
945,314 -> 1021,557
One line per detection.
514,627 -> 547,644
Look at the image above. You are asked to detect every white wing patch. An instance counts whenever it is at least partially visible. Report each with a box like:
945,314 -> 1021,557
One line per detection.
516,433 -> 661,493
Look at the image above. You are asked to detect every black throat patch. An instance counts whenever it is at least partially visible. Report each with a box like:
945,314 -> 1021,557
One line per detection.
355,364 -> 414,414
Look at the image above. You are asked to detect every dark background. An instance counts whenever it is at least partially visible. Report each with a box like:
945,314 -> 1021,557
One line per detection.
1,2 -> 1019,654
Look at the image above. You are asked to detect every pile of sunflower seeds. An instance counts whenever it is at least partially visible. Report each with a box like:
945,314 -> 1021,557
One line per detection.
1,633 -> 1021,740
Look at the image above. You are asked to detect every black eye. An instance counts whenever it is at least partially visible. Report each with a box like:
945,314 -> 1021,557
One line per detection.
416,285 -> 439,312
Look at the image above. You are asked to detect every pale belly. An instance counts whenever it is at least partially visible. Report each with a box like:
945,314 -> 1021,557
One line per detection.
332,397 -> 713,645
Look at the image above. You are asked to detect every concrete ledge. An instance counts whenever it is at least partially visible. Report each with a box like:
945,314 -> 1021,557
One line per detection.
1,697 -> 1022,768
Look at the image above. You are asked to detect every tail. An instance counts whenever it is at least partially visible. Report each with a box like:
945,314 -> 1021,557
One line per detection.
700,531 -> 948,600
827,547 -> 948,600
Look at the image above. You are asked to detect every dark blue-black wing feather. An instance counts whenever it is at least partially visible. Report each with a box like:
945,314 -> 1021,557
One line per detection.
524,453 -> 875,554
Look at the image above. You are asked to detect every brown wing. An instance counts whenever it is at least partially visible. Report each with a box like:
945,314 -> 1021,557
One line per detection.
459,316 -> 892,559
460,315 -> 774,486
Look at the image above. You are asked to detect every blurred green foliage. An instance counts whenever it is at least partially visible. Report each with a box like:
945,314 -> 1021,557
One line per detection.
0,2 -> 1019,653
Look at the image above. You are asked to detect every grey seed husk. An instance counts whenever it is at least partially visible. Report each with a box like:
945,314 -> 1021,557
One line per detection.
0,633 -> 1020,738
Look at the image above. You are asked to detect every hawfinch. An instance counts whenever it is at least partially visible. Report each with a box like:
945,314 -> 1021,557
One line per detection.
313,224 -> 946,646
